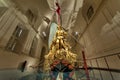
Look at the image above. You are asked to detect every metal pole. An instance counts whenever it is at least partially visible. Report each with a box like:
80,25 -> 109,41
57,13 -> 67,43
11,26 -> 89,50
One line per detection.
82,51 -> 90,80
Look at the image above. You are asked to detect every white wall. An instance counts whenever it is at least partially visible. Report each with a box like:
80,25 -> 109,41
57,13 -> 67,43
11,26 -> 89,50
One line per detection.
78,0 -> 120,80
79,0 -> 120,60
0,7 -> 46,80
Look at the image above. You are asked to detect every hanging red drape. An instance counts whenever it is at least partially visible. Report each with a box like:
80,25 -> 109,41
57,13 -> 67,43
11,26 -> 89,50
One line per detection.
55,2 -> 61,24
56,3 -> 60,16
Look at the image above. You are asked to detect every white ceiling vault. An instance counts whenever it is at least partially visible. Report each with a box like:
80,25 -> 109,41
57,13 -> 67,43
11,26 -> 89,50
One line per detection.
46,0 -> 83,29
7,0 -> 84,46
8,0 -> 83,30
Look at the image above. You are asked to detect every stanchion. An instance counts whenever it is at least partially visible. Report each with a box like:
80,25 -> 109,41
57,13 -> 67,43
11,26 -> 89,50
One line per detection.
82,51 -> 90,80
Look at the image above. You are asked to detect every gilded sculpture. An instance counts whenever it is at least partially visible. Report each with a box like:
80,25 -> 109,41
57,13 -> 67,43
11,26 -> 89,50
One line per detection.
44,25 -> 77,70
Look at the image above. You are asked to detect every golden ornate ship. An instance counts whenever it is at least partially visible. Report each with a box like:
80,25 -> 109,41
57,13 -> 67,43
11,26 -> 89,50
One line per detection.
44,25 -> 77,71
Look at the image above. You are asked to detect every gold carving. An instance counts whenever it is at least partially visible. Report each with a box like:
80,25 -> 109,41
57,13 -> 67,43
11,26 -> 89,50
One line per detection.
44,25 -> 77,70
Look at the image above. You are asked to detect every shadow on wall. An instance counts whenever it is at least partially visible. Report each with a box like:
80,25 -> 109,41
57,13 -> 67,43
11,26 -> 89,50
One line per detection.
17,61 -> 27,72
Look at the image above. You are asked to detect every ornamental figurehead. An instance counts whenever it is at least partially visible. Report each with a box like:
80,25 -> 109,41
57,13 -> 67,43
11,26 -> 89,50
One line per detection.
44,25 -> 77,71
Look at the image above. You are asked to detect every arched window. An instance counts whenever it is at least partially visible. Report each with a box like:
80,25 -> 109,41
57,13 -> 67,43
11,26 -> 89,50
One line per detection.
6,24 -> 29,53
48,22 -> 58,48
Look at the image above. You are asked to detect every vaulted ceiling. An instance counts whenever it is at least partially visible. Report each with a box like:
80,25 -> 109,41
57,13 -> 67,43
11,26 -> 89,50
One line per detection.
2,0 -> 103,38
7,0 -> 84,47
9,0 -> 83,30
